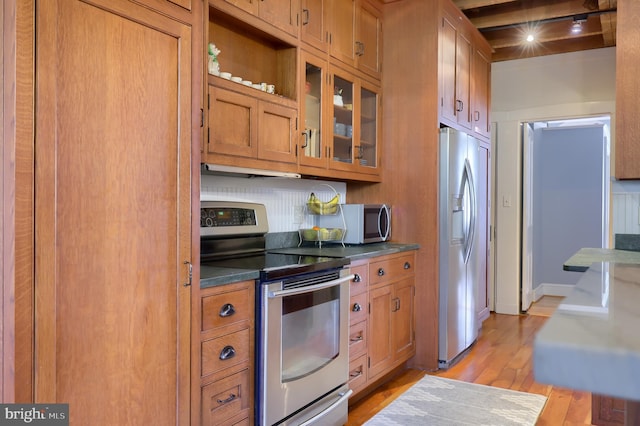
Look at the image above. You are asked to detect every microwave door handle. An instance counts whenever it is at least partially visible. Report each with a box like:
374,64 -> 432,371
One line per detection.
297,389 -> 354,426
268,274 -> 355,298
379,204 -> 391,241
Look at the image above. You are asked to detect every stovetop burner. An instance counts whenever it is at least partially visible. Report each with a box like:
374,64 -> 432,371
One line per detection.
202,252 -> 349,281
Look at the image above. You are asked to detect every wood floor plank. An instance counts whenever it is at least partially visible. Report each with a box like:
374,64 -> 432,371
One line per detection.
347,305 -> 592,425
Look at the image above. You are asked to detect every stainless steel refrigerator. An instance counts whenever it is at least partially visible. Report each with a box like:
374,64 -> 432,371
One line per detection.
438,127 -> 488,368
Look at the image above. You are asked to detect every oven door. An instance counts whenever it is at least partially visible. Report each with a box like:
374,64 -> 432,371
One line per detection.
258,268 -> 353,426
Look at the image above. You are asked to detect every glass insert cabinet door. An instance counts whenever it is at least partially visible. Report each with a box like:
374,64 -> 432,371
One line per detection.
300,52 -> 327,168
331,74 -> 355,166
359,83 -> 378,170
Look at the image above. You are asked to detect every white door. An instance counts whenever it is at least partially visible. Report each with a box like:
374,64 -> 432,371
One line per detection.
521,123 -> 534,311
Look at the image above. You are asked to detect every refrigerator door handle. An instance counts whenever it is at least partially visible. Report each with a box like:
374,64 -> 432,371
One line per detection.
462,158 -> 477,265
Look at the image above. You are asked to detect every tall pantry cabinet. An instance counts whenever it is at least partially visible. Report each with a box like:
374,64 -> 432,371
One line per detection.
32,0 -> 200,424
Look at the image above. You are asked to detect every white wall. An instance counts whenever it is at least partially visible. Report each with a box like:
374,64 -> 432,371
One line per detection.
491,47 -> 616,314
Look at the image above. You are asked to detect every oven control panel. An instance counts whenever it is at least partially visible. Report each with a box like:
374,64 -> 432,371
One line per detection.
200,201 -> 269,237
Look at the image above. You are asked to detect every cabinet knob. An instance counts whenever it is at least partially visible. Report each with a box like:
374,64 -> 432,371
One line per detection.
404,262 -> 411,270
378,268 -> 385,276
353,273 -> 362,283
219,345 -> 236,361
219,303 -> 236,317
352,303 -> 362,312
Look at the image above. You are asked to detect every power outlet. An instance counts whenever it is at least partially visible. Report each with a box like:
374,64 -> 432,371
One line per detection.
293,205 -> 305,225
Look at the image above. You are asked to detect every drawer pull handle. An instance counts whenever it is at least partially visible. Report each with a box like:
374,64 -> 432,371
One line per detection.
350,335 -> 363,342
350,369 -> 363,378
377,268 -> 385,276
219,303 -> 236,317
216,393 -> 237,404
404,262 -> 411,270
352,303 -> 362,312
353,273 -> 362,283
219,345 -> 236,361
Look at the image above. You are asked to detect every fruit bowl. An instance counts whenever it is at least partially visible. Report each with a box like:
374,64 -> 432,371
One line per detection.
300,228 -> 344,242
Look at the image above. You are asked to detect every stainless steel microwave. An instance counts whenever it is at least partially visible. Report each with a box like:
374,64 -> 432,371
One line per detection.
341,204 -> 391,244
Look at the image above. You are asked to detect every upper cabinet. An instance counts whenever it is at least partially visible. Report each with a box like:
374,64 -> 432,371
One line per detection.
329,0 -> 383,80
439,0 -> 491,140
205,0 -> 384,182
615,0 -> 640,179
301,0 -> 329,52
471,38 -> 492,140
210,0 -> 299,37
204,7 -> 298,172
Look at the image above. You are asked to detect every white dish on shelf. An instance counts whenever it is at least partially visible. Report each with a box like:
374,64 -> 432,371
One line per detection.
241,80 -> 252,86
220,72 -> 232,80
230,76 -> 242,83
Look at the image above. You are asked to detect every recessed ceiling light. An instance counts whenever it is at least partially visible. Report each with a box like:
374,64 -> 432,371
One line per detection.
526,34 -> 535,42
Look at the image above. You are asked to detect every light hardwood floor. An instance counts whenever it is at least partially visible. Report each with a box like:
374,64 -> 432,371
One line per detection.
347,298 -> 592,425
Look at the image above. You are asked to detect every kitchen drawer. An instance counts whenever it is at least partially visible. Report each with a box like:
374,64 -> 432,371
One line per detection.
202,368 -> 251,426
201,281 -> 253,333
349,262 -> 369,296
349,291 -> 368,325
348,353 -> 368,395
349,320 -> 367,359
369,253 -> 415,286
202,327 -> 251,378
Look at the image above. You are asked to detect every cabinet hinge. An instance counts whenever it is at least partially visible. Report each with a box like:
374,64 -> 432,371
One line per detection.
183,261 -> 192,287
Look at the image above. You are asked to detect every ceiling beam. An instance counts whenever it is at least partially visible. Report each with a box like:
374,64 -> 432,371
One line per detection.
452,0 -> 518,10
465,0 -> 607,29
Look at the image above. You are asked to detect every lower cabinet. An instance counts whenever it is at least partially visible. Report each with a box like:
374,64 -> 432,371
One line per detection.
592,395 -> 625,425
348,251 -> 416,398
200,280 -> 255,426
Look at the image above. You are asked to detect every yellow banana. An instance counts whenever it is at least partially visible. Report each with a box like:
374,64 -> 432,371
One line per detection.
307,192 -> 339,214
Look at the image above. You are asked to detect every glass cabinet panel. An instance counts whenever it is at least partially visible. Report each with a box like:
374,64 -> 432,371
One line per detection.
303,62 -> 323,161
332,75 -> 354,165
359,84 -> 378,169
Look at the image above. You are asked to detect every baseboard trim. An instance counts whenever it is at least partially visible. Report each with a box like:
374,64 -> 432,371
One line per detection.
535,283 -> 574,299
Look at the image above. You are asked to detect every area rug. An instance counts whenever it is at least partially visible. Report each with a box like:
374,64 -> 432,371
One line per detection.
364,375 -> 547,426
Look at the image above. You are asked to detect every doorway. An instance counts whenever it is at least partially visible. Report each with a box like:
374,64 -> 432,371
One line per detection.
520,116 -> 610,311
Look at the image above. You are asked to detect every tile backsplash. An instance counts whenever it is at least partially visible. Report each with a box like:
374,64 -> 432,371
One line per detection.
612,180 -> 640,235
201,174 -> 346,232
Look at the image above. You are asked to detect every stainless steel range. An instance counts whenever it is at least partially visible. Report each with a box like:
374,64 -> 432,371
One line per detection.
201,201 -> 353,426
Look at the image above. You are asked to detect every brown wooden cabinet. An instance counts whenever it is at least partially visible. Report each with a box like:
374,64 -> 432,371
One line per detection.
206,83 -> 298,168
615,0 -> 640,179
329,0 -> 382,80
199,281 -> 254,426
592,395 -> 625,425
301,0 -> 329,52
211,0 -> 298,37
472,44 -> 492,140
33,0 -> 194,424
346,252 -> 416,399
440,1 -> 473,131
439,0 -> 492,141
368,252 -> 416,381
298,56 -> 382,181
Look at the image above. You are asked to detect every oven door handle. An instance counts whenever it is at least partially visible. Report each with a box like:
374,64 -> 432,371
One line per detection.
297,388 -> 353,426
268,274 -> 355,298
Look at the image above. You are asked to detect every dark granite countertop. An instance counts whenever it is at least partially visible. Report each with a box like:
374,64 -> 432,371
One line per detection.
200,242 -> 420,288
563,247 -> 640,272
